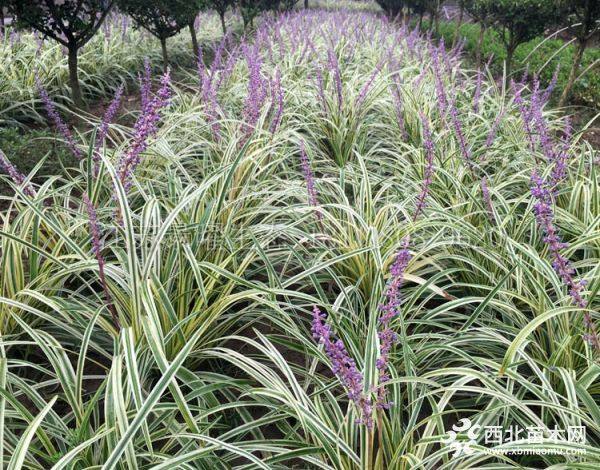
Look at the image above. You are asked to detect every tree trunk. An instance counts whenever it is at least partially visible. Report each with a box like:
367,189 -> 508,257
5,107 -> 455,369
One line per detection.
219,11 -> 227,34
304,0 -> 309,8
434,11 -> 440,35
160,37 -> 168,72
559,39 -> 586,107
189,21 -> 199,59
476,23 -> 486,68
453,5 -> 464,47
418,12 -> 424,30
67,44 -> 83,108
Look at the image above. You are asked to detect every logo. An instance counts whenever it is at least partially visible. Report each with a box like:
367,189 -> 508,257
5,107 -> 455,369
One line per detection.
442,418 -> 481,457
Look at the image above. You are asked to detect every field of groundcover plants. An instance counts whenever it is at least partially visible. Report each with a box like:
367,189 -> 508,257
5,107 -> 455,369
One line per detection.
1,3 -> 600,470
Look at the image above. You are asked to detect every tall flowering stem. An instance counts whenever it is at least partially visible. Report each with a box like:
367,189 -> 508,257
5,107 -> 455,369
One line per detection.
530,172 -> 599,351
413,115 -> 436,221
83,194 -> 120,329
327,48 -> 343,110
93,84 -> 124,176
390,74 -> 408,141
312,306 -> 373,427
117,70 -> 171,192
449,96 -> 473,171
473,69 -> 483,114
198,47 -> 222,140
269,68 -> 284,134
299,142 -> 323,223
36,77 -> 82,160
0,150 -> 36,197
376,236 -> 411,408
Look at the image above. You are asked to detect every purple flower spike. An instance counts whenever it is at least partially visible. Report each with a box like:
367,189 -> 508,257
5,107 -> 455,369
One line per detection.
82,194 -> 120,329
269,68 -> 284,134
0,149 -> 36,197
118,69 -> 171,192
530,171 -> 599,350
376,236 -> 411,408
93,84 -> 124,176
242,45 -> 268,142
312,306 -> 373,427
36,77 -> 82,160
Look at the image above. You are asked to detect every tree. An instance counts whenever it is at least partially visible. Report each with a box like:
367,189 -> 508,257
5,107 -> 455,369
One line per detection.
208,0 -> 235,33
487,0 -> 562,82
405,0 -> 428,29
557,0 -> 600,106
464,0 -> 493,68
7,0 -> 115,107
117,0 -> 199,70
375,1 -> 405,18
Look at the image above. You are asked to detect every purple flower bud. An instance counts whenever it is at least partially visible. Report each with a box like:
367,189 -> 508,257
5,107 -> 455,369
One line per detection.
0,149 -> 36,197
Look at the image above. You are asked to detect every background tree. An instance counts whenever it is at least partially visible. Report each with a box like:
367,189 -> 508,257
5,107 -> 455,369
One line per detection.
239,0 -> 279,29
7,0 -> 114,107
464,0 -> 493,68
405,0 -> 428,29
487,0 -> 562,82
426,0 -> 444,35
375,0 -> 405,18
188,1 -> 208,59
117,0 -> 199,70
209,0 -> 235,33
279,0 -> 299,12
0,1 -> 6,33
557,0 -> 600,106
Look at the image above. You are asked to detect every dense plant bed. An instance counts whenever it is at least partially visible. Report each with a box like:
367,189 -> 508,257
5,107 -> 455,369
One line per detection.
0,6 -> 599,469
